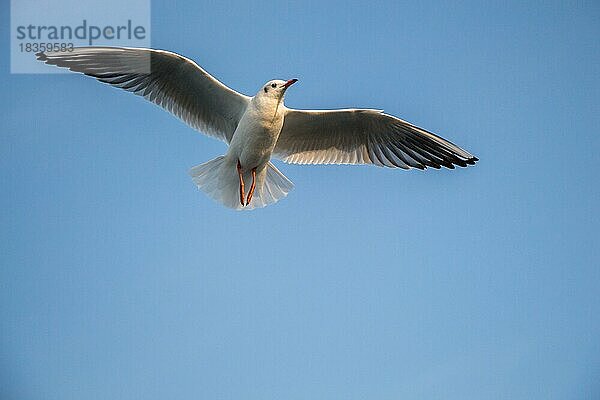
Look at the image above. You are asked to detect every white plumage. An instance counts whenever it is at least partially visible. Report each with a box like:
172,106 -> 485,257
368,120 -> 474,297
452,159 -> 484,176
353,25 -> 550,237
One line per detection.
37,46 -> 478,210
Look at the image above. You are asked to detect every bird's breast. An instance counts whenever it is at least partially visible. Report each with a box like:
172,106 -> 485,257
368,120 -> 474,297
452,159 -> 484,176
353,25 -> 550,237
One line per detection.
228,103 -> 284,169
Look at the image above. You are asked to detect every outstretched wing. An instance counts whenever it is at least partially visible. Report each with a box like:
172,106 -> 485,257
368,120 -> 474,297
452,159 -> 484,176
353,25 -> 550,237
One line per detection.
274,108 -> 478,169
36,47 -> 250,143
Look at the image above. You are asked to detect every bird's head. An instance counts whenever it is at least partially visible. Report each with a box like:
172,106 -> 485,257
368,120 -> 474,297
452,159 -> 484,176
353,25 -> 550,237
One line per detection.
258,78 -> 298,99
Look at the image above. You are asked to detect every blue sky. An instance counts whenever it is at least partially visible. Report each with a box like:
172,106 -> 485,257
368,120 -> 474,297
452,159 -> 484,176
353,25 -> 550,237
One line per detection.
1,1 -> 599,399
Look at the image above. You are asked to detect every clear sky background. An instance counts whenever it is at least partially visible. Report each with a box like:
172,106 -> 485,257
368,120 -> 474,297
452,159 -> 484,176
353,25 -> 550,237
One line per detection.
1,1 -> 599,399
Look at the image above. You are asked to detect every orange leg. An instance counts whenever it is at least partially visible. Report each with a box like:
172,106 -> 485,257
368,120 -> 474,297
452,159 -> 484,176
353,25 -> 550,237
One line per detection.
237,160 -> 245,206
245,168 -> 257,206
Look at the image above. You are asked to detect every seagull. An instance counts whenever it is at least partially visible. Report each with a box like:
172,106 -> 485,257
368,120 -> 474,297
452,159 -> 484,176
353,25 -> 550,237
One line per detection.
36,47 -> 478,210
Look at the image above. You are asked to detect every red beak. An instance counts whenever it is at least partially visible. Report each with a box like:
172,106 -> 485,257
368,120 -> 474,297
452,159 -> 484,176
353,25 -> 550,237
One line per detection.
283,78 -> 298,88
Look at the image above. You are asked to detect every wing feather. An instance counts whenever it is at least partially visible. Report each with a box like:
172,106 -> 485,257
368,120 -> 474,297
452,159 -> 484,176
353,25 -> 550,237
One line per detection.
36,46 -> 250,143
274,108 -> 478,169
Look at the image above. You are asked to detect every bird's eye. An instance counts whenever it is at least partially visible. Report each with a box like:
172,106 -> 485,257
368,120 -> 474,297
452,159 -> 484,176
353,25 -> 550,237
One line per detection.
271,83 -> 277,88
264,87 -> 268,93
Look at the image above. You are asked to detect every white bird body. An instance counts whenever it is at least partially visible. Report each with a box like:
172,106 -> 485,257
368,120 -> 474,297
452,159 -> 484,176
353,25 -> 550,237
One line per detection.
196,79 -> 295,209
36,47 -> 477,211
229,86 -> 286,173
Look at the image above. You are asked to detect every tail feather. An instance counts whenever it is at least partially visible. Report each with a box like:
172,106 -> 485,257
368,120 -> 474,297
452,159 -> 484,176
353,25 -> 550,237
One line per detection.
264,162 -> 294,203
189,156 -> 293,210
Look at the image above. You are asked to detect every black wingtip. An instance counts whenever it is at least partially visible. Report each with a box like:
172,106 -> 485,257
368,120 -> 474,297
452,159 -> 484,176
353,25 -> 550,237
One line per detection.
448,155 -> 478,169
35,51 -> 47,61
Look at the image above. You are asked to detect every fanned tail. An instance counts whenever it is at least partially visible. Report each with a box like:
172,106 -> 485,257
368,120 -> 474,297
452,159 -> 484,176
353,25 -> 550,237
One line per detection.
189,157 -> 294,210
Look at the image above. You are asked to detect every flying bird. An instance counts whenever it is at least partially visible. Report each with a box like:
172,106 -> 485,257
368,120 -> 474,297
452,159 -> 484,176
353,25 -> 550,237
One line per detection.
36,47 -> 478,210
